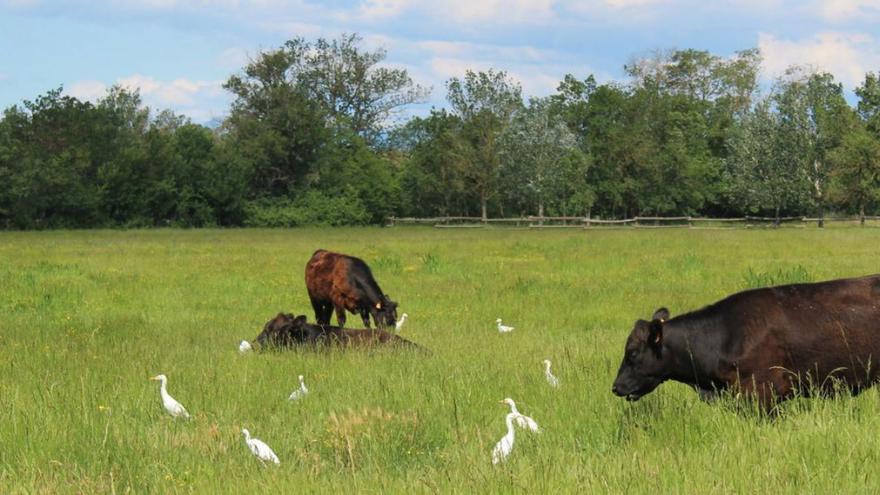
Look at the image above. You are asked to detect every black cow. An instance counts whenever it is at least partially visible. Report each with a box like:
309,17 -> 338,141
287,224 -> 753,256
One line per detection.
253,313 -> 424,351
612,274 -> 880,410
305,249 -> 398,329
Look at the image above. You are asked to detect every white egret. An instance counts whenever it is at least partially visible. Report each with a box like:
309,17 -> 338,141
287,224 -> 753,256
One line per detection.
395,313 -> 408,332
288,375 -> 308,401
242,429 -> 280,465
496,318 -> 515,333
543,359 -> 559,388
239,340 -> 253,353
149,374 -> 190,419
501,398 -> 540,433
491,412 -> 517,465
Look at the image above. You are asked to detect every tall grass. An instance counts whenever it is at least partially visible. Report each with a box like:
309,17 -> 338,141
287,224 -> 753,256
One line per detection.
1,227 -> 880,493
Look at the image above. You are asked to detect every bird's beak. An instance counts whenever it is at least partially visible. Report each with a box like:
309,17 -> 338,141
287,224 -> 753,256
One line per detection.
498,400 -> 506,404
149,376 -> 159,381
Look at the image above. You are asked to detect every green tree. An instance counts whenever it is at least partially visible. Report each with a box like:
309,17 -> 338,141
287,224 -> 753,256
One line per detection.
828,127 -> 880,225
499,97 -> 587,219
724,99 -> 812,220
393,110 -> 470,217
223,46 -> 329,196
446,69 -> 522,221
773,68 -> 853,226
295,33 -> 429,144
856,72 -> 880,136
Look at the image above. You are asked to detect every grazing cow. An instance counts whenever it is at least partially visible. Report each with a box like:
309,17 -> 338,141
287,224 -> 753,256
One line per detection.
253,313 -> 425,351
612,274 -> 880,410
305,249 -> 398,329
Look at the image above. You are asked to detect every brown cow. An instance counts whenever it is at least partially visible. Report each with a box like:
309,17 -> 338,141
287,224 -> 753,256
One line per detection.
612,274 -> 880,410
305,249 -> 398,329
253,313 -> 424,351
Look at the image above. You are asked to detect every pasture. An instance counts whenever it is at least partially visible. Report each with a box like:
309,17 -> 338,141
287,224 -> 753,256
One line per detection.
2,227 -> 880,493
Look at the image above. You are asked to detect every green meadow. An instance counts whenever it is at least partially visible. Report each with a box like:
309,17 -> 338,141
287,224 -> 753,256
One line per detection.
3,227 -> 880,494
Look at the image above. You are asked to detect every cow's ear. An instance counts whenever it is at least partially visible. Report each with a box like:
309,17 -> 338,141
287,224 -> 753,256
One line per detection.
652,307 -> 670,323
648,319 -> 663,345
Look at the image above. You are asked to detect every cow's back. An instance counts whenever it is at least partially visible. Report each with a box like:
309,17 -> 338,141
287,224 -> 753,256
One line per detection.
708,275 -> 880,390
305,250 -> 354,301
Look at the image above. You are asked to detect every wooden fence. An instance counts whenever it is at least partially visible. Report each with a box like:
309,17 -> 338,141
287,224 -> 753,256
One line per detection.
385,215 -> 880,229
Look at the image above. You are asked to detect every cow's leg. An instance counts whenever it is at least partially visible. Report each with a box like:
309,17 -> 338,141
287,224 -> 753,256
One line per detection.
310,298 -> 327,325
335,306 -> 347,327
319,303 -> 333,326
360,309 -> 372,328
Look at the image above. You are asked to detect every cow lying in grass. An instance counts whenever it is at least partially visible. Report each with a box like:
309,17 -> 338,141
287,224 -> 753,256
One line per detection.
253,313 -> 425,352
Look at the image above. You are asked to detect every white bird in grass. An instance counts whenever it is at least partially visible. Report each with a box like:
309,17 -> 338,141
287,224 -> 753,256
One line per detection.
242,429 -> 280,465
288,375 -> 308,401
395,313 -> 408,332
501,398 -> 540,433
239,340 -> 253,353
543,359 -> 560,388
492,412 -> 518,465
149,374 -> 190,419
496,318 -> 515,333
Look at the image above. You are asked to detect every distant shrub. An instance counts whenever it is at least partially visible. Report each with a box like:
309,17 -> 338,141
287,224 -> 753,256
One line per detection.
742,265 -> 813,288
244,189 -> 370,227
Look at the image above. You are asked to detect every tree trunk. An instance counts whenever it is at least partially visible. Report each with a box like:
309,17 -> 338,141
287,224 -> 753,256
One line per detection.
860,203 -> 865,227
481,191 -> 487,224
538,201 -> 544,225
774,204 -> 781,229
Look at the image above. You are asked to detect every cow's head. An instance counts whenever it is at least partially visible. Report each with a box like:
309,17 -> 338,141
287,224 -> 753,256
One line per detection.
255,313 -> 308,348
612,308 -> 671,401
370,295 -> 398,328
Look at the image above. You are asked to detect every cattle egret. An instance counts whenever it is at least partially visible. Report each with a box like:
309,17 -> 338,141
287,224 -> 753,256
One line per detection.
395,313 -> 408,332
543,359 -> 559,388
501,398 -> 540,433
149,374 -> 190,419
496,318 -> 515,333
288,375 -> 309,401
492,412 -> 518,464
242,429 -> 280,465
239,340 -> 253,353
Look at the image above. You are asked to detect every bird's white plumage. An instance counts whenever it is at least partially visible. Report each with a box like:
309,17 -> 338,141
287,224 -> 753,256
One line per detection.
239,340 -> 253,353
492,412 -> 517,464
501,398 -> 540,433
242,429 -> 280,465
395,313 -> 408,332
543,359 -> 559,388
496,318 -> 514,333
150,374 -> 190,419
288,375 -> 309,401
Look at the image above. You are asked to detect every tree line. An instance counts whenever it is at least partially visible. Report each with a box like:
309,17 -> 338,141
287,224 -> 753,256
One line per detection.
2,34 -> 879,229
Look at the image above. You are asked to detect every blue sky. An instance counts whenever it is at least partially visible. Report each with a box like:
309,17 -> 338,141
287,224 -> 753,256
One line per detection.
1,0 -> 879,123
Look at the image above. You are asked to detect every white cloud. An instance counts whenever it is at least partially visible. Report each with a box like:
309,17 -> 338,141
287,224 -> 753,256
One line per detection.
758,32 -> 880,87
216,47 -> 251,70
66,80 -> 107,102
354,0 -> 411,21
65,74 -> 228,122
425,0 -> 556,23
602,0 -> 664,7
814,0 -> 880,22
117,73 -> 222,106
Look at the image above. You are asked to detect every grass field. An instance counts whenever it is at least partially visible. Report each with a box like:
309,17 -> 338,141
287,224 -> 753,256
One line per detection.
2,227 -> 880,493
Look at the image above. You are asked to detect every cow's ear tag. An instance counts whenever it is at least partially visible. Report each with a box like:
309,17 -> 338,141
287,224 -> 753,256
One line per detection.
375,302 -> 382,309
649,319 -> 663,345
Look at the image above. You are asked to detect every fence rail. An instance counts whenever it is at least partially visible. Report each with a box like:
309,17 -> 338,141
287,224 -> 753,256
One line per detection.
386,215 -> 880,229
